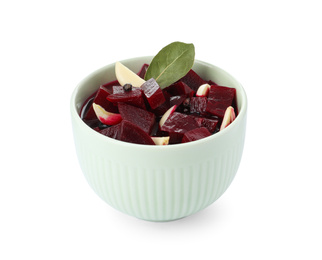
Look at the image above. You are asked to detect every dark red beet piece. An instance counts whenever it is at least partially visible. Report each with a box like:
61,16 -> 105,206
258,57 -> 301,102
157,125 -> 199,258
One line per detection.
168,132 -> 184,144
98,124 -> 121,139
206,100 -> 231,118
118,102 -> 155,134
182,127 -> 211,143
190,97 -> 207,114
161,112 -> 199,133
164,81 -> 195,97
193,117 -> 219,133
137,64 -> 149,79
113,85 -> 125,94
93,86 -> 119,113
180,69 -> 207,92
101,80 -> 120,94
206,85 -> 236,118
208,85 -> 236,103
107,87 -> 146,109
141,78 -> 166,109
149,91 -> 171,118
81,85 -> 119,121
169,95 -> 187,108
201,118 -> 219,133
118,120 -> 155,145
161,112 -> 200,143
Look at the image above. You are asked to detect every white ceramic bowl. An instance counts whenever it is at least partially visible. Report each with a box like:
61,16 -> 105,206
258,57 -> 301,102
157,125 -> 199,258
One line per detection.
70,56 -> 247,221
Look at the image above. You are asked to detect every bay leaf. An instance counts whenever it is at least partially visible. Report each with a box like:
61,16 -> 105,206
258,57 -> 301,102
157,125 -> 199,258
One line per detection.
144,42 -> 195,89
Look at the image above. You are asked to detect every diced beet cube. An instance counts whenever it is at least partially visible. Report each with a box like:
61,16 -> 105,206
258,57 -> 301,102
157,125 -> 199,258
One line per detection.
118,120 -> 155,145
149,91 -> 171,118
179,69 -> 207,92
169,95 -> 187,107
193,116 -> 203,126
193,117 -> 219,133
101,80 -> 120,94
161,112 -> 200,143
141,78 -> 166,109
208,85 -> 236,103
168,132 -> 184,144
190,97 -> 207,114
206,85 -> 236,118
82,86 -> 118,122
112,85 -> 124,94
182,127 -> 211,143
98,124 -> 121,139
93,85 -> 119,113
201,118 -> 219,133
118,102 -> 155,134
206,100 -> 231,118
106,87 -> 146,109
95,86 -> 112,103
137,64 -> 149,79
164,81 -> 195,97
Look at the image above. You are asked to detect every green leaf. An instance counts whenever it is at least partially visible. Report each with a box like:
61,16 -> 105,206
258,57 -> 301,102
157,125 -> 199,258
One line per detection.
144,41 -> 195,89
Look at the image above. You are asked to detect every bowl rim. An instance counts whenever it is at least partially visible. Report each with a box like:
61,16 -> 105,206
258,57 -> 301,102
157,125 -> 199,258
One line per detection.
70,56 -> 247,150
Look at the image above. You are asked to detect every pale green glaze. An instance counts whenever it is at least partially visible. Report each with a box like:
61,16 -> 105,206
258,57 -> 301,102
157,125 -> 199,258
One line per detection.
70,57 -> 247,221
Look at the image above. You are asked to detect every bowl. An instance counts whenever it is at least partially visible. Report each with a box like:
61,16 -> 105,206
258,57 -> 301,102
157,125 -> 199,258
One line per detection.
70,56 -> 247,221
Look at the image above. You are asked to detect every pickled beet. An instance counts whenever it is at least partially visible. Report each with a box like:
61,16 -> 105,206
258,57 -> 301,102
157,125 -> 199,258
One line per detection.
101,80 -> 120,94
141,78 -> 166,109
118,120 -> 155,145
118,102 -> 155,134
169,95 -> 188,108
193,117 -> 219,133
93,86 -> 119,113
182,127 -> 211,143
180,69 -> 207,92
161,112 -> 199,133
164,81 -> 195,97
113,85 -> 127,94
160,112 -> 200,144
149,91 -> 171,118
208,85 -> 236,103
106,87 -> 146,109
98,124 -> 120,139
206,85 -> 236,118
206,100 -> 230,118
137,63 -> 149,79
190,97 -> 207,114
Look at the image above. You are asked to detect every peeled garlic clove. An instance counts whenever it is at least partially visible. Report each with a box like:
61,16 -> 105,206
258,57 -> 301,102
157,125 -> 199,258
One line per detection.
196,83 -> 211,97
220,106 -> 235,131
93,103 -> 122,125
151,136 -> 170,145
159,105 -> 177,127
115,61 -> 146,88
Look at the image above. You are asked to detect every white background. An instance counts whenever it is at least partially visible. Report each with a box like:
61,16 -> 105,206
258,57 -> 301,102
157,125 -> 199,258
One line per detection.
1,0 -> 321,259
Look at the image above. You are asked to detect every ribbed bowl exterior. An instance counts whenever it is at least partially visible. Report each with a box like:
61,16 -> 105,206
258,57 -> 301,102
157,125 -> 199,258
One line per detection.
71,57 -> 247,221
